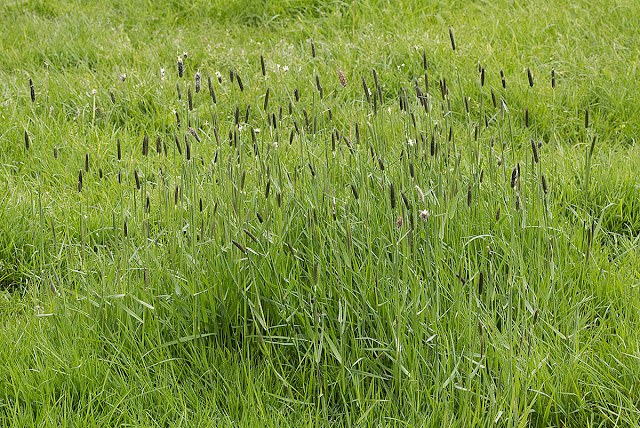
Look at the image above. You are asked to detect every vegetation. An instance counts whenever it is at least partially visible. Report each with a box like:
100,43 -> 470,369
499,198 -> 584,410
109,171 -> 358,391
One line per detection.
1,0 -> 639,426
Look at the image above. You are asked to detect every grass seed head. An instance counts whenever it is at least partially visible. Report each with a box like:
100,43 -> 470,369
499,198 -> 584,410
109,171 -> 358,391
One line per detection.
188,126 -> 200,142
390,182 -> 396,210
134,169 -> 140,190
338,67 -> 347,87
187,85 -> 193,110
232,240 -> 246,254
29,78 -> 35,103
142,135 -> 149,156
177,57 -> 183,78
402,192 -> 410,211
551,68 -> 556,88
531,139 -> 539,163
416,185 -> 425,203
174,133 -> 182,155
351,184 -> 359,200
500,69 -> 506,89
78,170 -> 83,192
194,72 -> 201,93
585,107 -> 589,129
85,153 -> 89,172
361,76 -> 371,104
260,54 -> 266,76
24,130 -> 29,150
448,27 -> 456,51
208,76 -> 217,104
235,73 -> 244,92
527,67 -> 534,87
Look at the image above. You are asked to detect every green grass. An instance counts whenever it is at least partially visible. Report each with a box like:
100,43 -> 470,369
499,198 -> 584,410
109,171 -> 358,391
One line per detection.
1,0 -> 640,426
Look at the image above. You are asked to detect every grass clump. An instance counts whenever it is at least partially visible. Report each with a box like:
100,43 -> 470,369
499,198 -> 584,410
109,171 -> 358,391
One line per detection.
1,0 -> 640,426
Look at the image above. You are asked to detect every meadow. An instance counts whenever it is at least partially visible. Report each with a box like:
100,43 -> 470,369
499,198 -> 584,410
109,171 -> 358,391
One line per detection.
1,0 -> 640,426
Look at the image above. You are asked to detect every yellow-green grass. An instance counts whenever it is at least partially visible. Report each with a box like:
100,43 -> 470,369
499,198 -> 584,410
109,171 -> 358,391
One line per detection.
1,0 -> 639,426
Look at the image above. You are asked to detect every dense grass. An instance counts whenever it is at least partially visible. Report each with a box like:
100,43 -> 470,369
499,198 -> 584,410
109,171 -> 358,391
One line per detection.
1,0 -> 640,426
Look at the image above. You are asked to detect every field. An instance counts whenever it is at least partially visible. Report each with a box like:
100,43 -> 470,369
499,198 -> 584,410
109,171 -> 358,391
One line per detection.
1,0 -> 640,426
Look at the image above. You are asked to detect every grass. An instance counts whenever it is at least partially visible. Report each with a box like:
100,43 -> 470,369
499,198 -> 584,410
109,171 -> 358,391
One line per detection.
1,0 -> 640,426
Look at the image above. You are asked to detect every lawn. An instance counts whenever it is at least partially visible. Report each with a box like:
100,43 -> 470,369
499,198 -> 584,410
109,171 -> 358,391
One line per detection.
1,0 -> 640,426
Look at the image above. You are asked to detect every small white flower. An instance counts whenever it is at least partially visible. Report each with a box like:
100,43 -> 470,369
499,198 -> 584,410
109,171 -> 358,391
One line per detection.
277,64 -> 281,71
118,73 -> 126,81
182,51 -> 188,58
419,210 -> 430,221
273,142 -> 278,149
283,65 -> 289,73
91,89 -> 97,96
408,139 -> 415,147
215,71 -> 222,80
160,68 -> 166,82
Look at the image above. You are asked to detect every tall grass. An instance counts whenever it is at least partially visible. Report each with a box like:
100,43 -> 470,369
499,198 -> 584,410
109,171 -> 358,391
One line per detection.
1,1 -> 640,426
